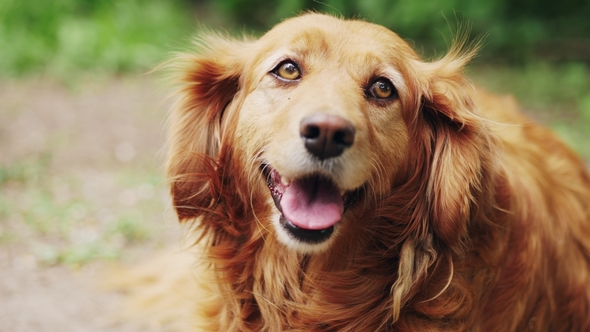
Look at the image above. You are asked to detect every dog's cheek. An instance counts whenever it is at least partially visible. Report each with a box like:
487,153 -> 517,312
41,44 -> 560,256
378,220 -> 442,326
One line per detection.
234,90 -> 280,160
236,87 -> 310,175
367,106 -> 410,191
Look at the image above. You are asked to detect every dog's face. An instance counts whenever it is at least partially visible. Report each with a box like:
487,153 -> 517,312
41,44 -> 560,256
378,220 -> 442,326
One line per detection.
231,15 -> 421,252
170,13 -> 479,254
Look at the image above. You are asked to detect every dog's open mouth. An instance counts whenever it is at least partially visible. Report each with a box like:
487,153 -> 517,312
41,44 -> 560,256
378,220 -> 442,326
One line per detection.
262,164 -> 357,244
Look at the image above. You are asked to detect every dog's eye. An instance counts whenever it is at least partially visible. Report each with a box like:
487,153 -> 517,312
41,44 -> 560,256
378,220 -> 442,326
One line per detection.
273,61 -> 301,81
368,78 -> 396,100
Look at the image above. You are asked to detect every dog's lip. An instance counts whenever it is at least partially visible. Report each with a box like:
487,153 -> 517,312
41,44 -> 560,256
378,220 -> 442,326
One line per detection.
261,163 -> 358,230
279,214 -> 334,244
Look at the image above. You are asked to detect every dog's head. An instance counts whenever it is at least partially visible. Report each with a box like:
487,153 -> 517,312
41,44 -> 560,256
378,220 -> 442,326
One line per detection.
168,13 -> 486,255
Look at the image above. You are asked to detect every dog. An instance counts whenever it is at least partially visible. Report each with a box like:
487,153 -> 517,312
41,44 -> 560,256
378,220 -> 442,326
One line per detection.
165,13 -> 590,331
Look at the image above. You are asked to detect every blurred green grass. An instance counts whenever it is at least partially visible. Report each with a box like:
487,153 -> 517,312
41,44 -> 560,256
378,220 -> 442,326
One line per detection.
0,0 -> 193,80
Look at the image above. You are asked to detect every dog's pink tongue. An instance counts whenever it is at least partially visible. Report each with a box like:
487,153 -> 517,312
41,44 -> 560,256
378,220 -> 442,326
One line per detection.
280,177 -> 343,230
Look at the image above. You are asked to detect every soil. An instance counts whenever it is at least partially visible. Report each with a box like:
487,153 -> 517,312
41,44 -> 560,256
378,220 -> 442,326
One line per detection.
0,76 -> 176,331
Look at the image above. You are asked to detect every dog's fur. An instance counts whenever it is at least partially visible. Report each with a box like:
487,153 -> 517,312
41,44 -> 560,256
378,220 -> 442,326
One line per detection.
166,13 -> 590,331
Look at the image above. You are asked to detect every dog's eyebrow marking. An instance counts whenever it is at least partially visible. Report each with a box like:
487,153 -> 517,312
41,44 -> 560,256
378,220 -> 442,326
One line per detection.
257,29 -> 332,79
290,28 -> 331,60
340,52 -> 407,95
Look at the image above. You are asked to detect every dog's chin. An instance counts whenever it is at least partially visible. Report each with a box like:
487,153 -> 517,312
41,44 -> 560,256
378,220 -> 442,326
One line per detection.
262,164 -> 358,253
272,213 -> 339,253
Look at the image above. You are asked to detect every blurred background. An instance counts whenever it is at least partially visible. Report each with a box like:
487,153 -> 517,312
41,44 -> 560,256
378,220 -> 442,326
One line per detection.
0,0 -> 589,330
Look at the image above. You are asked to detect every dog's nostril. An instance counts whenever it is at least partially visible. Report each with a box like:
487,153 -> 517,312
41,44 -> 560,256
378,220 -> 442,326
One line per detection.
333,128 -> 355,146
301,124 -> 321,139
300,114 -> 356,160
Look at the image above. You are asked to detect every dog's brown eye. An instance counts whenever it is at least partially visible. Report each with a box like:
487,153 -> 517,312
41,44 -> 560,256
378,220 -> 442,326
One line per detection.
369,78 -> 396,99
274,61 -> 301,81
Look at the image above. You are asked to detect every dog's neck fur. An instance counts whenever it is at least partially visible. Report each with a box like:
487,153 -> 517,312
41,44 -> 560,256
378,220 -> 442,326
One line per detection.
188,130 -> 590,331
192,144 -> 496,331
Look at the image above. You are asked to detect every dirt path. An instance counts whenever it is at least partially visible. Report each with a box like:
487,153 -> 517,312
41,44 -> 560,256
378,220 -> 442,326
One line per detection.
0,77 -> 177,331
0,253 -> 141,331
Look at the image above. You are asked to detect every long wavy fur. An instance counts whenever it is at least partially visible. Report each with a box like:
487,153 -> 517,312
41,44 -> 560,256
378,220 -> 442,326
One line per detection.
162,13 -> 590,332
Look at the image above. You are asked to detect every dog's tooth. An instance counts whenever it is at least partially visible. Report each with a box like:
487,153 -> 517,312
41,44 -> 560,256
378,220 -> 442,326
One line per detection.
281,176 -> 290,186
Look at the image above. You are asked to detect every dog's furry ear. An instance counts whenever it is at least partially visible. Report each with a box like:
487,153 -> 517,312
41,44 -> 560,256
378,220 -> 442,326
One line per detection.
414,42 -> 491,249
390,43 -> 487,320
166,36 -> 253,220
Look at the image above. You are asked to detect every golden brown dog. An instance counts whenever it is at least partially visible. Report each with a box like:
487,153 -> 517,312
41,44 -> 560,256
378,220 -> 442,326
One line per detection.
166,13 -> 590,331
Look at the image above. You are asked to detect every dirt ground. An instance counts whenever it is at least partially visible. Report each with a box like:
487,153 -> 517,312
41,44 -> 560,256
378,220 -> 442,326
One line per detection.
0,256 -> 143,331
0,77 -> 179,331
1,73 -> 587,332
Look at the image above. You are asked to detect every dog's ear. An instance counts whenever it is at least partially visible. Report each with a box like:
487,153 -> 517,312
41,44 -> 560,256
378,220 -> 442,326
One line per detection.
413,43 -> 492,249
166,36 -> 252,221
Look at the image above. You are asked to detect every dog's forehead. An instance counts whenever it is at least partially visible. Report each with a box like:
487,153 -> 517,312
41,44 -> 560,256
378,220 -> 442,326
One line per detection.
257,14 -> 417,62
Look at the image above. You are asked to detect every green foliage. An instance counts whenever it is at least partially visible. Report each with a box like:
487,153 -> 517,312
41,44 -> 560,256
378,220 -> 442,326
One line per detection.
208,0 -> 590,62
2,0 -> 589,77
0,0 -> 193,79
471,62 -> 590,158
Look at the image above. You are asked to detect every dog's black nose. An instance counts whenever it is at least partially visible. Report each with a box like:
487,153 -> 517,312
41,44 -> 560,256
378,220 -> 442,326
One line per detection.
300,114 -> 355,160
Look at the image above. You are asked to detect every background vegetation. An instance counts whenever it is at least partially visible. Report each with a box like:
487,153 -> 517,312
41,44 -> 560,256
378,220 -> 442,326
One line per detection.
0,0 -> 588,266
211,0 -> 590,63
2,0 -> 590,76
0,0 -> 193,78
